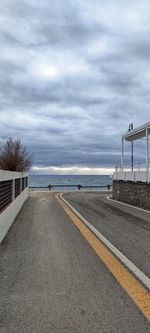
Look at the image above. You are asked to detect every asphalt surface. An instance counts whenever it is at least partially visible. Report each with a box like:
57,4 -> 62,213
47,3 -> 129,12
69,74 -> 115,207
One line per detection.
0,191 -> 149,332
64,191 -> 150,278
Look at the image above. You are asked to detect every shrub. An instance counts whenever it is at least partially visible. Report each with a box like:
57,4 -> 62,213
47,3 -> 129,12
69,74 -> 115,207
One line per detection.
0,138 -> 32,172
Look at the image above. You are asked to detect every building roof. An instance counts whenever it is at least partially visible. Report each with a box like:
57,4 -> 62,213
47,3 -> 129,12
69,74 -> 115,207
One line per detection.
122,122 -> 150,141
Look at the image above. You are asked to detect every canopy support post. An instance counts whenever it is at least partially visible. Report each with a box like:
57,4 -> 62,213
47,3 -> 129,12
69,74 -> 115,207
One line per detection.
121,138 -> 124,171
146,128 -> 149,182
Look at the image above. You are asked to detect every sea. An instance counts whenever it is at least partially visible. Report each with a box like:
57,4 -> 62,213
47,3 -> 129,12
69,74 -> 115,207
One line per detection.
29,175 -> 112,191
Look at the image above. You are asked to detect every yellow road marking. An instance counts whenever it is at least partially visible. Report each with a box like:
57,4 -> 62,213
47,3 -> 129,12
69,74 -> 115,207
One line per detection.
56,194 -> 150,321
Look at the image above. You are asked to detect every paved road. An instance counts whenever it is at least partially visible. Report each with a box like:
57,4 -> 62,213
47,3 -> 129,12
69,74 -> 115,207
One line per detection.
0,191 -> 149,332
64,191 -> 150,278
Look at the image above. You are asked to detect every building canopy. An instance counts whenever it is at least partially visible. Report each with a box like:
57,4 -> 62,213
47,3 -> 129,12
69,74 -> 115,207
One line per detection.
122,122 -> 150,142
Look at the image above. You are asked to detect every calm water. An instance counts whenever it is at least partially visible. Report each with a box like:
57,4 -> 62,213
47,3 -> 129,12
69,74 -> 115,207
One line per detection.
29,175 -> 112,191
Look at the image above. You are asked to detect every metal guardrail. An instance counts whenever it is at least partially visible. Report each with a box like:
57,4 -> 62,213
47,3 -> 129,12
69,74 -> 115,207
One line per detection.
0,176 -> 28,214
29,184 -> 112,191
0,180 -> 12,212
15,179 -> 21,198
22,177 -> 27,191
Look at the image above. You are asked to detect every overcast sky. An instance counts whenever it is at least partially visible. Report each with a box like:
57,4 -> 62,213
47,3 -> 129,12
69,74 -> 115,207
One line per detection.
0,0 -> 150,174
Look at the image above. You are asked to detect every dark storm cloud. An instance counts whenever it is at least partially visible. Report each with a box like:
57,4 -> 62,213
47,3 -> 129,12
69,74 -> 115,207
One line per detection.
0,0 -> 150,173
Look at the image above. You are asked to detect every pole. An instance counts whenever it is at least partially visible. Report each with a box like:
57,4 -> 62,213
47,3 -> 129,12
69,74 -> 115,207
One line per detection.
128,123 -> 134,171
130,123 -> 134,171
146,127 -> 149,182
131,141 -> 133,171
121,138 -> 124,171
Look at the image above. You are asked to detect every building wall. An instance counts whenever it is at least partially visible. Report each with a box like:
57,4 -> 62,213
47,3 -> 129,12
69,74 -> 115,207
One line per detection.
0,188 -> 28,243
113,180 -> 150,209
0,170 -> 28,243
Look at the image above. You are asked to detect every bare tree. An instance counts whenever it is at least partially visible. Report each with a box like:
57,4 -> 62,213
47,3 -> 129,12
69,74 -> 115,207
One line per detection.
0,138 -> 32,172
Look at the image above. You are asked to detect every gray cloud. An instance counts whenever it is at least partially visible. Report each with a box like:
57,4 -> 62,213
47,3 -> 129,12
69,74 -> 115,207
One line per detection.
0,0 -> 150,173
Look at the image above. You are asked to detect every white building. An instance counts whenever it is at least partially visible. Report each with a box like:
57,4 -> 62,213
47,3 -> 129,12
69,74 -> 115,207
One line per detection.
113,122 -> 150,209
114,122 -> 150,183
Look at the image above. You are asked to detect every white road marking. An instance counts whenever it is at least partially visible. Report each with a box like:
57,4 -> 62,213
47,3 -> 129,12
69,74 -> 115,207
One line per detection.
107,195 -> 150,214
60,194 -> 150,291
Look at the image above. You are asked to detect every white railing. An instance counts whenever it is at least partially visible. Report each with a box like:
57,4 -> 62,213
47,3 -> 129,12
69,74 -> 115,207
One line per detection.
114,162 -> 150,183
0,170 -> 28,243
115,161 -> 149,173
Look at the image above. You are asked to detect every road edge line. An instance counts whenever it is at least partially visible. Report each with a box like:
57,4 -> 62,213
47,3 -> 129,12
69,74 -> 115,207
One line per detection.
59,193 -> 150,291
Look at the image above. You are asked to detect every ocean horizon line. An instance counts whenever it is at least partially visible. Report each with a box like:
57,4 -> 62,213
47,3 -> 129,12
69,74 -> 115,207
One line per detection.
29,174 -> 112,176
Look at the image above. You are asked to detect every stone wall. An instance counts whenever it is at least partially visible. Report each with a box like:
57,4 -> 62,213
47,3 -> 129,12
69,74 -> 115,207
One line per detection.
113,180 -> 150,209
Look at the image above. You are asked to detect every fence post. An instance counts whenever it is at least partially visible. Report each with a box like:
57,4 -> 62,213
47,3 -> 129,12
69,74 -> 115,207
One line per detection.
11,179 -> 15,202
20,178 -> 22,194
